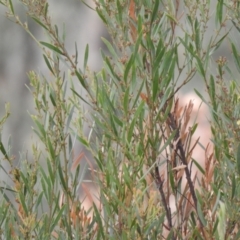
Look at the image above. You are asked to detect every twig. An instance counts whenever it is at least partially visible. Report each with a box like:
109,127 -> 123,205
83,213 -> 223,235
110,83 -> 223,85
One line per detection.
167,112 -> 207,238
155,166 -> 174,232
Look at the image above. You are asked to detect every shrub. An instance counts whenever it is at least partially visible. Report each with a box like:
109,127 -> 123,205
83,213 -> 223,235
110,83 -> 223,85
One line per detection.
0,0 -> 240,239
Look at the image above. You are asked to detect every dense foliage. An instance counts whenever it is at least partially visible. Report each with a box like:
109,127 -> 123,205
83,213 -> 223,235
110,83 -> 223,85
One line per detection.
1,0 -> 240,239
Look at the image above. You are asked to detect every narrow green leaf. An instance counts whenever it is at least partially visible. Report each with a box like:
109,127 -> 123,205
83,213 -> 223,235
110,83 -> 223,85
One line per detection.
124,54 -> 134,83
231,43 -> 240,73
146,34 -> 155,55
0,103 -> 10,127
145,214 -> 165,235
231,175 -> 236,199
81,0 -> 95,10
63,78 -> 68,99
213,218 -> 219,234
35,191 -> 44,209
32,118 -> 46,140
169,168 -> 175,192
151,0 -> 159,24
116,0 -> 123,26
0,163 -> 11,180
209,75 -> 217,110
110,114 -> 118,137
32,17 -> 48,30
68,135 -> 73,157
122,164 -> 133,190
137,14 -> 143,34
236,144 -> 240,175
162,49 -> 175,75
153,47 -> 165,74
76,135 -> 89,147
40,165 -> 50,185
8,0 -> 14,14
158,87 -> 172,110
58,163 -> 67,192
167,55 -> 176,80
159,97 -> 172,122
0,141 -> 10,161
209,75 -> 215,99
132,81 -> 144,109
47,137 -> 55,161
50,205 -> 66,232
62,22 -> 66,42
187,15 -> 193,27
127,102 -> 144,142
40,41 -> 64,55
216,0 -> 223,26
0,204 -> 9,227
71,88 -> 90,106
194,89 -> 208,105
190,212 -> 196,226
133,31 -> 143,57
179,36 -> 196,57
93,203 -> 105,238
158,129 -> 177,154
44,2 -> 49,17
75,70 -> 87,89
104,57 -> 121,82
54,25 -> 58,37
96,9 -> 107,24
131,61 -> 137,86
40,177 -> 49,200
123,88 -> 130,114
194,18 -> 200,52
232,20 -> 240,33
66,106 -> 74,132
112,114 -> 123,127
43,54 -> 54,75
103,89 -> 116,113
49,91 -> 56,107
217,201 -> 226,239
165,14 -> 177,24
197,201 -> 207,226
195,55 -> 205,78
101,38 -> 117,59
152,72 -> 159,101
83,44 -> 89,71
156,37 -> 164,56
18,192 -> 28,215
46,157 -> 54,185
192,158 -> 205,175
75,42 -> 78,65
209,31 -> 229,56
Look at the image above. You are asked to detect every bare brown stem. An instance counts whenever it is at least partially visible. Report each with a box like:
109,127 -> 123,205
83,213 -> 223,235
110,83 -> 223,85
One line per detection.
155,166 -> 174,238
167,112 -> 207,238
